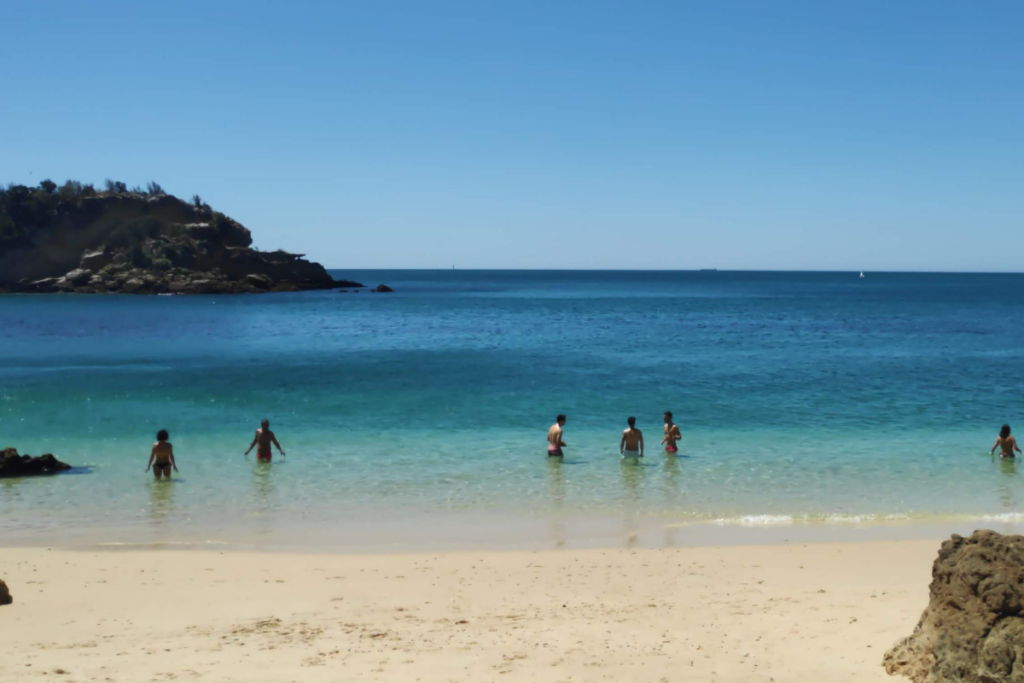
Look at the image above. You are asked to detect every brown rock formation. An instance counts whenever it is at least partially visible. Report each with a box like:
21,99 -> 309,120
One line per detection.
0,579 -> 11,605
884,530 -> 1024,682
0,182 -> 362,294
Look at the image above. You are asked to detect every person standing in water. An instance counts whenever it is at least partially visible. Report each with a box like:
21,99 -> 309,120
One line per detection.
991,424 -> 1022,459
146,429 -> 178,479
547,414 -> 567,457
620,416 -> 644,460
245,419 -> 285,462
661,411 -> 682,454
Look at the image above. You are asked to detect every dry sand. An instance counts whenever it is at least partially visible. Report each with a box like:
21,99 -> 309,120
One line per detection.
0,540 -> 936,682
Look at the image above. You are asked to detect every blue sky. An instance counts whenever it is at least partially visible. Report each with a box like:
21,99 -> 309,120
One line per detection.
2,1 -> 1022,271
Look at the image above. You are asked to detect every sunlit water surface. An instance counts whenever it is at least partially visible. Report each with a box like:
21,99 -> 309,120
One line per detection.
2,270 -> 1023,549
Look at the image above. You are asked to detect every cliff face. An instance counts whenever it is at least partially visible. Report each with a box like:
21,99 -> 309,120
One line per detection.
0,182 -> 360,294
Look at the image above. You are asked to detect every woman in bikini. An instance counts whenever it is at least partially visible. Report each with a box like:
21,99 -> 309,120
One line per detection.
991,424 -> 1022,460
146,429 -> 179,479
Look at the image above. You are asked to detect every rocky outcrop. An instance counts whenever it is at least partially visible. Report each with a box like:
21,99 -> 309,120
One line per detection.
884,530 -> 1024,682
373,284 -> 394,293
0,580 -> 10,606
0,182 -> 362,294
0,448 -> 72,478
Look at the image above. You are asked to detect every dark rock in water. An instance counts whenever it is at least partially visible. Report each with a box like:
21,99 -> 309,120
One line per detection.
0,183 -> 364,295
374,284 -> 394,293
0,448 -> 72,478
0,579 -> 10,605
884,530 -> 1024,682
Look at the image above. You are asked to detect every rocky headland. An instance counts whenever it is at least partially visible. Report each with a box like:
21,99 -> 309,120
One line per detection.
0,180 -> 362,294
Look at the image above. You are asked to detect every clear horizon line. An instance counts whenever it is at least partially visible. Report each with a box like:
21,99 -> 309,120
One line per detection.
325,267 -> 1024,275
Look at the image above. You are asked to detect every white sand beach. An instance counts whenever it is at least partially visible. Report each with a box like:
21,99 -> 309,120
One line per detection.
0,539 -> 937,682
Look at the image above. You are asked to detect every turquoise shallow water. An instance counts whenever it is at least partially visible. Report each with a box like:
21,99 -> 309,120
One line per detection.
2,270 -> 1024,549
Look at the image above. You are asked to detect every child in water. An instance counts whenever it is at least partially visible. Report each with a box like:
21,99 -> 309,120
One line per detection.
991,424 -> 1022,460
146,429 -> 178,479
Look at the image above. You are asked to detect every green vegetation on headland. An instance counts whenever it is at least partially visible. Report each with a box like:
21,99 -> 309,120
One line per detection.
0,179 -> 361,294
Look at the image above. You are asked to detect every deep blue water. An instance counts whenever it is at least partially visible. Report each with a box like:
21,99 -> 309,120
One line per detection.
2,270 -> 1023,547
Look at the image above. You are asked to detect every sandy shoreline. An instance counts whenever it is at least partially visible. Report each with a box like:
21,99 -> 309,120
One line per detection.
0,540 -> 937,682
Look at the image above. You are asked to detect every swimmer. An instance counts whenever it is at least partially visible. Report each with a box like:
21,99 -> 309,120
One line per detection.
661,411 -> 682,453
547,415 -> 567,457
620,416 -> 644,459
245,419 -> 285,462
145,429 -> 178,479
991,424 -> 1022,460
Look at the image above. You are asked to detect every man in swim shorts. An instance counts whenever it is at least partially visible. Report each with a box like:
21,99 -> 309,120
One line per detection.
245,419 -> 285,462
620,416 -> 644,460
662,411 -> 681,453
547,415 -> 567,457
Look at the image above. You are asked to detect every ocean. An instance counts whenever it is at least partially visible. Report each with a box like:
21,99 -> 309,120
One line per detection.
2,270 -> 1023,550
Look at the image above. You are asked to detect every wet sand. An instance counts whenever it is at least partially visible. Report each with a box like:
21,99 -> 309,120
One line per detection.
0,540 -> 936,682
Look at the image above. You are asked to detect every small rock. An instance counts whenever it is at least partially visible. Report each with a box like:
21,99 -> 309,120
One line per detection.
121,278 -> 144,293
374,284 -> 394,293
245,273 -> 274,290
0,579 -> 11,605
64,268 -> 93,286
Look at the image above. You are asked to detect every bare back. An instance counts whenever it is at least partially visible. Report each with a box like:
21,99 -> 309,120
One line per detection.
622,428 -> 643,450
998,435 -> 1018,457
548,424 -> 563,447
152,441 -> 173,464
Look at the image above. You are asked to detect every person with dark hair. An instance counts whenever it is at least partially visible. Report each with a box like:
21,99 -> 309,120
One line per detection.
547,415 -> 567,457
991,424 -> 1021,459
661,411 -> 682,454
620,416 -> 644,460
245,419 -> 285,462
146,429 -> 178,479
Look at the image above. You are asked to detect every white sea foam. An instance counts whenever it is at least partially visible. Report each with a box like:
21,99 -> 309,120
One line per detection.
715,515 -> 794,526
712,513 -> 914,526
972,512 -> 1024,523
